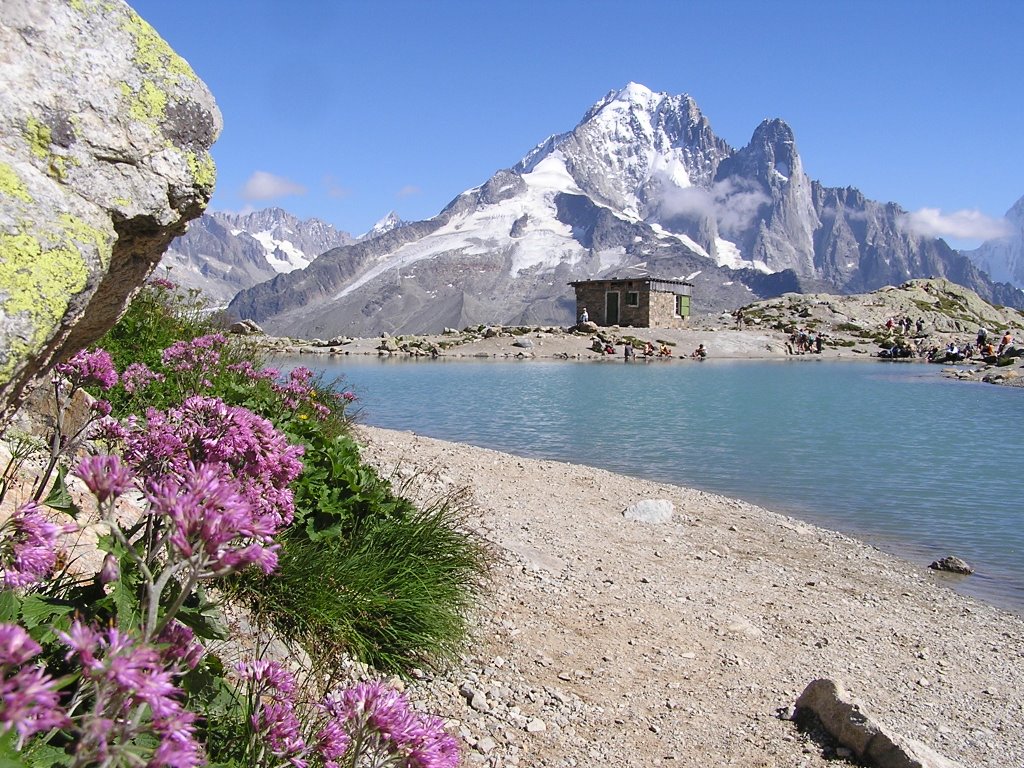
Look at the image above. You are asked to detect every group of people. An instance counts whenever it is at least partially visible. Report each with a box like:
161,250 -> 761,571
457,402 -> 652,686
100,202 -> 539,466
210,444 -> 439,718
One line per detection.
885,315 -> 926,336
592,338 -> 703,361
785,328 -> 825,355
924,327 -> 1015,363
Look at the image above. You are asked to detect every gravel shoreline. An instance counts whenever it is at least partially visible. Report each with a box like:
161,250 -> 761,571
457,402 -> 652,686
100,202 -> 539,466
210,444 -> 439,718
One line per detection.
358,426 -> 1023,767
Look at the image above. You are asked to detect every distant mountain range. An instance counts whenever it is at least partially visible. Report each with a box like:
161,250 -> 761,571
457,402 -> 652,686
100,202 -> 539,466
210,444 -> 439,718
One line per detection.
157,208 -> 356,305
165,84 -> 1024,334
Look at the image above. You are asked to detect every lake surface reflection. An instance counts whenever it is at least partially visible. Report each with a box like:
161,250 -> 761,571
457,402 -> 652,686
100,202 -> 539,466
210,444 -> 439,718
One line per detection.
289,356 -> 1024,613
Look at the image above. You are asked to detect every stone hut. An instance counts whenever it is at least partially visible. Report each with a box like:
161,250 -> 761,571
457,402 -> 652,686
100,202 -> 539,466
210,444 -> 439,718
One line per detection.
568,277 -> 693,328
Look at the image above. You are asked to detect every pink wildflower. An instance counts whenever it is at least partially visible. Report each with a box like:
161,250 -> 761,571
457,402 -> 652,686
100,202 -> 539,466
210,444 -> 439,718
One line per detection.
157,623 -> 204,672
99,554 -> 120,585
121,362 -> 165,394
145,463 -> 279,576
149,277 -> 177,290
124,396 -> 303,527
318,681 -> 459,768
91,417 -> 130,446
236,660 -> 308,766
0,624 -> 68,745
54,348 -> 118,391
0,501 -> 63,589
161,334 -> 228,380
74,454 -> 136,503
58,620 -> 203,767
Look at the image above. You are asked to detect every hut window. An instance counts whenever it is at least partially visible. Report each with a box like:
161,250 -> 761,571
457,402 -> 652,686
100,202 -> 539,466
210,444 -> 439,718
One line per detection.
625,291 -> 639,307
675,294 -> 691,317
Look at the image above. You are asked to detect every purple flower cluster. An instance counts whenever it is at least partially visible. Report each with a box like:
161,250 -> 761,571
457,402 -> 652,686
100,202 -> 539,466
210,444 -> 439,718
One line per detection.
236,661 -> 308,767
125,395 -> 304,528
226,360 -> 279,383
161,333 -> 228,388
273,367 -> 335,420
318,681 -> 459,768
121,362 -> 166,394
54,348 -> 119,391
0,624 -> 67,746
146,462 -> 279,575
149,276 -> 177,290
157,622 -> 204,672
74,454 -> 136,503
59,620 -> 203,767
0,501 -> 63,589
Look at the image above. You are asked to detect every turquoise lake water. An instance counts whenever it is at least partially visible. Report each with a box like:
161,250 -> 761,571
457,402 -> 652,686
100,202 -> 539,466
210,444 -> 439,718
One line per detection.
291,356 -> 1024,613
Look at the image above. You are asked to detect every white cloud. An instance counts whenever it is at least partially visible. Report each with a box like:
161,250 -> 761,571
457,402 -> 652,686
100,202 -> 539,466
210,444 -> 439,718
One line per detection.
396,184 -> 421,198
897,208 -> 1012,241
655,176 -> 770,238
241,171 -> 307,201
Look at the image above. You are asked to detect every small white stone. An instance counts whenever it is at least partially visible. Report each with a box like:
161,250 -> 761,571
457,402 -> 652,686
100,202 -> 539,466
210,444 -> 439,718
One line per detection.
525,718 -> 546,733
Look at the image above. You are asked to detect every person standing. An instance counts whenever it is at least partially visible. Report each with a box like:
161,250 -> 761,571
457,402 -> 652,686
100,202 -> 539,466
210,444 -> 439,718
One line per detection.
579,307 -> 589,324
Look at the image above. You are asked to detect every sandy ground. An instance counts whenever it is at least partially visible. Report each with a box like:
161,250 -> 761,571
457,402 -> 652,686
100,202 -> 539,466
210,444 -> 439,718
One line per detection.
357,426 -> 1024,768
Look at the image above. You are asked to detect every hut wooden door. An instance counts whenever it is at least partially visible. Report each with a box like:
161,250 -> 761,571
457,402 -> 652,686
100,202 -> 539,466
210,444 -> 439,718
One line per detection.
605,291 -> 620,325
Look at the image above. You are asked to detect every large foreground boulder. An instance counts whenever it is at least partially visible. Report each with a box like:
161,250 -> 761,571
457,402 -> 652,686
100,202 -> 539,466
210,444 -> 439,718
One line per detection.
0,0 -> 221,425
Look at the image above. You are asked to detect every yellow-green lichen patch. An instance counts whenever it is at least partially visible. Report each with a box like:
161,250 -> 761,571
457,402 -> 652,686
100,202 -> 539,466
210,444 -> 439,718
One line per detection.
0,226 -> 97,383
56,214 -> 111,270
186,151 -> 216,190
128,79 -> 168,123
113,196 -> 131,207
24,118 -> 52,161
121,10 -> 197,82
0,163 -> 32,203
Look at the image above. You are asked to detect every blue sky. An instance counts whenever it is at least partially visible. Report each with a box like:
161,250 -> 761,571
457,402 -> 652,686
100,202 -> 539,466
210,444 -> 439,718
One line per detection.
131,0 -> 1023,247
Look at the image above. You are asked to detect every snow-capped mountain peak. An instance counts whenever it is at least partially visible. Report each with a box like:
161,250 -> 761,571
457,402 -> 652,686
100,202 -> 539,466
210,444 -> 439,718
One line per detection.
225,82 -> 1023,336
362,211 -> 408,240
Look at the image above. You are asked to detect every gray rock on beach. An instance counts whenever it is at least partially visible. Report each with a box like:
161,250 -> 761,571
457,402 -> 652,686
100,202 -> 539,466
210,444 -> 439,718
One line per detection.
0,0 -> 220,424
623,498 -> 674,523
795,678 -> 965,768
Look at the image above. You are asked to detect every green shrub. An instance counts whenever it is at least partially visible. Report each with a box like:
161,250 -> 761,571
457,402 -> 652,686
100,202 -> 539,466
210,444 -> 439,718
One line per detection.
232,490 -> 489,673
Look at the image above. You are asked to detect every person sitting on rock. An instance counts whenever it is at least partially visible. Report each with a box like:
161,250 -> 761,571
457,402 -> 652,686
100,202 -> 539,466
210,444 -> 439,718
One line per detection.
643,341 -> 655,357
997,330 -> 1014,356
659,344 -> 672,357
691,343 -> 707,360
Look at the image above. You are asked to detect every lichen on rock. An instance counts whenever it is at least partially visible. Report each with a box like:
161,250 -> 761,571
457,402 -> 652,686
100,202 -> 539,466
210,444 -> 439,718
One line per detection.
0,0 -> 222,425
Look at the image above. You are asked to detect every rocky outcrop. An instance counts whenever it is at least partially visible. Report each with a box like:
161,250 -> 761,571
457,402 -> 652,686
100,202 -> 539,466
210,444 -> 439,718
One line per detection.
796,679 -> 965,768
0,0 -> 220,425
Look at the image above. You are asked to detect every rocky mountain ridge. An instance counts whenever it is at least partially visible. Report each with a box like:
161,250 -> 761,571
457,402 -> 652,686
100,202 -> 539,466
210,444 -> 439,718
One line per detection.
157,207 -> 355,305
227,83 -> 1023,336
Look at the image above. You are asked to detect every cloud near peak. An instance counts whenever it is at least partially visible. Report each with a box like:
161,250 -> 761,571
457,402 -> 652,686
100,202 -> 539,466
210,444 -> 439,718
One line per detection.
897,207 -> 1011,241
241,171 -> 307,201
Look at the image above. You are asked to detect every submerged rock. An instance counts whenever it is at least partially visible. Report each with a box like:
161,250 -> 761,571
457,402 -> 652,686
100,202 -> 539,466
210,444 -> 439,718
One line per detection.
929,555 -> 974,575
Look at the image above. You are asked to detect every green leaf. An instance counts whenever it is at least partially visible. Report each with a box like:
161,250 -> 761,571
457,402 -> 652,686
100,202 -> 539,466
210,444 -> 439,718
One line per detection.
0,728 -> 32,766
18,594 -> 72,629
109,568 -> 141,631
175,589 -> 228,641
0,590 -> 21,622
42,466 -> 79,517
20,742 -> 68,768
